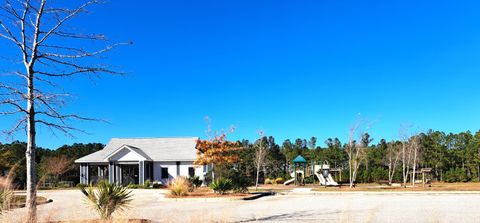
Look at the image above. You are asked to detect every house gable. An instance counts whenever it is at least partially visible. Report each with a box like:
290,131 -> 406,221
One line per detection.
105,145 -> 151,162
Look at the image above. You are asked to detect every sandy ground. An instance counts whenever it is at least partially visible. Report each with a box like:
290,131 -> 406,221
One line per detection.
3,189 -> 480,223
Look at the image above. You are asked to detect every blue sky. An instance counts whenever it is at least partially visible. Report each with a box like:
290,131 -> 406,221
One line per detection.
1,0 -> 480,149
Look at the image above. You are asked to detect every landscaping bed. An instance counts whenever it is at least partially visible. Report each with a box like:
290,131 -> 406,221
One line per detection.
165,187 -> 249,199
50,220 -> 151,223
10,195 -> 52,208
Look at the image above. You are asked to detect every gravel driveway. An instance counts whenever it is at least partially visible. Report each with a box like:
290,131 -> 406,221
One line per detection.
3,190 -> 480,223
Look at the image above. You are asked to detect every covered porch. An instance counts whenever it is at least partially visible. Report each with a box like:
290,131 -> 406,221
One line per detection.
79,145 -> 153,185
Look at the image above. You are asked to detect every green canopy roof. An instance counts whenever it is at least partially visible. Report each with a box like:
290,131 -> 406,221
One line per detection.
293,155 -> 307,163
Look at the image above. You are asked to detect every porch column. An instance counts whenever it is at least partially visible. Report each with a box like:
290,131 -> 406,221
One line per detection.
108,162 -> 115,183
115,164 -> 122,185
79,163 -> 89,184
139,161 -> 145,185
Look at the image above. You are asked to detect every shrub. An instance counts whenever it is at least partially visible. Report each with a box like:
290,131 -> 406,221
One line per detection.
79,181 -> 132,220
127,184 -> 145,189
144,180 -> 151,188
168,177 -> 190,196
224,169 -> 250,193
209,179 -> 232,195
152,181 -> 163,189
188,176 -> 202,190
76,183 -> 89,188
304,175 -> 315,184
264,178 -> 272,184
275,178 -> 285,184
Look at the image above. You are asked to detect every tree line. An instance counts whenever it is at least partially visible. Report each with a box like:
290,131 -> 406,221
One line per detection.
1,129 -> 479,188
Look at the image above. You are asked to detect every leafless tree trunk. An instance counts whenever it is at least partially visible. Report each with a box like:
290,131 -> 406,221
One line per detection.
0,1 -> 128,221
254,130 -> 267,191
386,142 -> 401,185
411,135 -> 421,187
346,117 -> 372,188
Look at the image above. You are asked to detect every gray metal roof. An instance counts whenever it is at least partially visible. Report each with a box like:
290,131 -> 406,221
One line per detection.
75,137 -> 199,163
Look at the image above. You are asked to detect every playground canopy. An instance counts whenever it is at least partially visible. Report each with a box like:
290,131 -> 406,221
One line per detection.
293,155 -> 307,163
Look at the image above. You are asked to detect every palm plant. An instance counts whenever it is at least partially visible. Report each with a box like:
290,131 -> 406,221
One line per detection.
79,180 -> 133,220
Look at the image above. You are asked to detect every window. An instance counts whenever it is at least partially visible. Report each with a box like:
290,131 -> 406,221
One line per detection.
161,168 -> 169,179
188,167 -> 195,177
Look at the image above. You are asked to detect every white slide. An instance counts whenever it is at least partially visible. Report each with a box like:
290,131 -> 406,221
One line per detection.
316,173 -> 338,186
315,173 -> 327,185
283,178 -> 295,185
326,174 -> 339,186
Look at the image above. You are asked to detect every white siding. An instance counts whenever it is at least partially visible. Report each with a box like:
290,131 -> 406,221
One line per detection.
109,148 -> 146,162
152,161 -> 204,185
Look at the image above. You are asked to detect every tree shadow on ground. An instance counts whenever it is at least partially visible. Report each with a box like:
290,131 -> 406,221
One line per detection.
234,209 -> 341,222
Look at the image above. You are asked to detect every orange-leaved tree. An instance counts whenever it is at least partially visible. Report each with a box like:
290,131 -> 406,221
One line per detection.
194,117 -> 242,181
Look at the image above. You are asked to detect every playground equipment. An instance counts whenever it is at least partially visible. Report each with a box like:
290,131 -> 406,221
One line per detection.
284,155 -> 307,186
314,161 -> 338,186
284,155 -> 339,186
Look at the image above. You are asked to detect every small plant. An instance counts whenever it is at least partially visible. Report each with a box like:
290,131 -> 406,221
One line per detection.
168,177 -> 190,196
79,180 -> 133,220
188,176 -> 202,190
209,179 -> 232,195
264,178 -> 272,184
144,180 -> 151,188
275,178 -> 285,184
152,181 -> 163,189
76,183 -> 89,188
127,184 -> 145,189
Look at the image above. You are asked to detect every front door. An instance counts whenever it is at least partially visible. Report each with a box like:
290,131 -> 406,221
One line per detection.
121,164 -> 139,185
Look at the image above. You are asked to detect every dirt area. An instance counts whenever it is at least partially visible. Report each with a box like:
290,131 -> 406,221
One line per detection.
10,195 -> 51,208
253,182 -> 480,192
3,186 -> 480,222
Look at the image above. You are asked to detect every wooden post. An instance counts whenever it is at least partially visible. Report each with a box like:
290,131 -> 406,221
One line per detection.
294,164 -> 297,186
422,172 -> 425,188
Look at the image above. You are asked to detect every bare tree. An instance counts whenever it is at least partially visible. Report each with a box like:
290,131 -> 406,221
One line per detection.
254,130 -> 267,191
399,126 -> 422,187
346,117 -> 372,188
39,155 -> 73,185
0,0 -> 128,221
385,141 -> 401,185
410,135 -> 421,187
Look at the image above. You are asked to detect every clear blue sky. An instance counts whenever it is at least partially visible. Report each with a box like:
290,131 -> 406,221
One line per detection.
1,0 -> 480,149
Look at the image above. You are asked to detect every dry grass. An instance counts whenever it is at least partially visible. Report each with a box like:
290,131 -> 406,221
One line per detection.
168,177 -> 190,196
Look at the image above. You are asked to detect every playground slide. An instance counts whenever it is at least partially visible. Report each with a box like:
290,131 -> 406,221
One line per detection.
326,174 -> 339,186
315,173 -> 327,185
284,178 -> 295,185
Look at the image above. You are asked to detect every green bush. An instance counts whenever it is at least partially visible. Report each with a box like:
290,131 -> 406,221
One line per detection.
79,181 -> 132,220
152,181 -> 163,188
76,183 -> 88,188
209,179 -> 233,195
188,176 -> 202,190
224,169 -> 250,193
127,184 -> 145,189
304,175 -> 315,184
144,180 -> 151,188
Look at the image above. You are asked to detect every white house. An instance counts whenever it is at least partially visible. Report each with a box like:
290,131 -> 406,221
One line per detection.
75,137 -> 206,185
